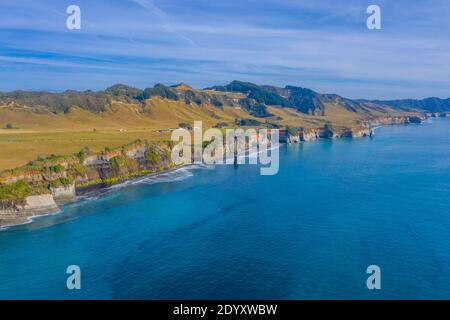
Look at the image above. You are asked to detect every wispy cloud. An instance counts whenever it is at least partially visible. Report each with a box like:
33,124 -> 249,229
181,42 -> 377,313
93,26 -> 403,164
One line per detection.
130,0 -> 195,45
0,0 -> 449,99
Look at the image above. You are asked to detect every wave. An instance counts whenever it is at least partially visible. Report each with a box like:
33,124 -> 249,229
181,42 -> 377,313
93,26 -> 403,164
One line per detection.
140,168 -> 193,185
58,166 -> 202,208
2,155 -> 273,230
91,165 -> 202,193
0,209 -> 62,230
370,125 -> 383,132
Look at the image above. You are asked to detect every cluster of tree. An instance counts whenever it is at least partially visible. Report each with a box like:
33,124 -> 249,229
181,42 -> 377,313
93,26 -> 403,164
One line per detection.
211,81 -> 290,107
238,99 -> 273,117
213,122 -> 228,128
234,118 -> 262,126
0,90 -> 110,113
138,84 -> 179,101
210,80 -> 328,115
178,123 -> 192,130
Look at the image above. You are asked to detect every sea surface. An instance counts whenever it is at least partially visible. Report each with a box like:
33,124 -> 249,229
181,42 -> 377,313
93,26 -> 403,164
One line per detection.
1,118 -> 450,299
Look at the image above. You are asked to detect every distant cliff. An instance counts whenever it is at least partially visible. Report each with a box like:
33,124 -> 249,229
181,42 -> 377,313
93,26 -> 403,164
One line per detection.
366,98 -> 450,113
279,115 -> 426,143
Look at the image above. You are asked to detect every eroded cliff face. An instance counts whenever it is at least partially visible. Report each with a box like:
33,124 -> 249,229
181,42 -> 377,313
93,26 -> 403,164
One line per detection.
287,135 -> 300,143
281,115 -> 425,143
0,140 -> 174,226
341,127 -> 373,138
0,194 -> 59,227
22,194 -> 59,214
297,127 -> 371,141
426,112 -> 449,118
51,185 -> 76,203
0,114 -> 429,227
0,163 -> 73,185
300,128 -> 321,141
365,115 -> 426,127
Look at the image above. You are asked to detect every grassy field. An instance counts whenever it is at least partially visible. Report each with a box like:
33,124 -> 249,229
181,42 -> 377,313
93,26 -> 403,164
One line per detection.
0,98 -> 244,170
0,130 -> 169,171
0,97 -> 392,171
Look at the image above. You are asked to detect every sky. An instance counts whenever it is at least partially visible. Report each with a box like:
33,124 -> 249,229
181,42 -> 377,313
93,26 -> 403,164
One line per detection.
0,0 -> 449,99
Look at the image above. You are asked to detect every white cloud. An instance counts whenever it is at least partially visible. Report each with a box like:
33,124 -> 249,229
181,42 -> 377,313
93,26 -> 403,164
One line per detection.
0,0 -> 449,99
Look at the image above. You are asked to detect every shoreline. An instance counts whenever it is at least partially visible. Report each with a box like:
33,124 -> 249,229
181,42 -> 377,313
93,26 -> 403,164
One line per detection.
76,163 -> 188,198
0,115 -> 436,230
0,164 -> 191,230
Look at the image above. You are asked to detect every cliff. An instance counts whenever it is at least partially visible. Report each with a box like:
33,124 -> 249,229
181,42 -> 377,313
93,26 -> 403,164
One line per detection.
0,194 -> 59,227
0,140 -> 174,227
51,184 -> 76,203
0,113 -> 430,227
281,115 -> 425,143
365,115 -> 426,127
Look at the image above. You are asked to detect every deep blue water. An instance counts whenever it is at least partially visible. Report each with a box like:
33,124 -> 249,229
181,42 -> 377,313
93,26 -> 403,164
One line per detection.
1,118 -> 450,299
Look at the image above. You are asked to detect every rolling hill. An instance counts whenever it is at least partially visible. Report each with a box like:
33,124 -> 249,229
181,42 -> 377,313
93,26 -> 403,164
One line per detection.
0,80 -> 446,171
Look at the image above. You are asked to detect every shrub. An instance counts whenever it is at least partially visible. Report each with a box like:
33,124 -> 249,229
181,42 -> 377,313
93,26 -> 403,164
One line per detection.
0,180 -> 33,201
164,140 -> 175,149
109,156 -> 123,170
103,177 -> 120,185
72,163 -> 87,175
178,122 -> 192,130
214,122 -> 228,129
77,178 -> 102,188
51,177 -> 73,188
211,98 -> 223,107
138,84 -> 178,101
145,148 -> 160,165
139,169 -> 153,175
76,147 -> 91,162
51,164 -> 63,173
234,118 -> 261,126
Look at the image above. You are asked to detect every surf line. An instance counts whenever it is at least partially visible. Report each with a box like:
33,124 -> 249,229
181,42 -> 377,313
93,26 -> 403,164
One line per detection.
170,121 -> 280,176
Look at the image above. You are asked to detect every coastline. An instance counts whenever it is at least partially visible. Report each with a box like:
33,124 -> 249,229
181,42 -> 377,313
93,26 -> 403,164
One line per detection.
0,164 -> 189,230
0,114 -> 433,229
2,115 -> 449,300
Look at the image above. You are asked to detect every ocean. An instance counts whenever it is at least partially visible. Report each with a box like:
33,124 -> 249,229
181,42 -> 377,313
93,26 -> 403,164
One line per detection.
1,118 -> 450,299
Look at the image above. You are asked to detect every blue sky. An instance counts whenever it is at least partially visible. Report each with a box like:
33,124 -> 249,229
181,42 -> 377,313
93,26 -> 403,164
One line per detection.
0,0 -> 449,99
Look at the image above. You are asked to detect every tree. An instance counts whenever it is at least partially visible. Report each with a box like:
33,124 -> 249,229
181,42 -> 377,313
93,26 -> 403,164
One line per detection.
145,148 -> 160,165
4,123 -> 13,129
214,122 -> 228,129
178,123 -> 192,130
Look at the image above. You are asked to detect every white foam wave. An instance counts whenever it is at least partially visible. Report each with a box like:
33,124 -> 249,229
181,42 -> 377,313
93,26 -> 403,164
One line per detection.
107,166 -> 196,191
140,168 -> 193,185
370,125 -> 383,132
0,209 -> 62,230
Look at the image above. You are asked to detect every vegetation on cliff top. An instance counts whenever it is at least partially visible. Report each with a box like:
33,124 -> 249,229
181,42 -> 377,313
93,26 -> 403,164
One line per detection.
0,80 -> 434,173
0,180 -> 50,201
0,139 -> 175,202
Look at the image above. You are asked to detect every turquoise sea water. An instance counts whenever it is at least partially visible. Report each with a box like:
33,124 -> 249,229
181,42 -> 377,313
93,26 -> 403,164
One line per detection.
1,118 -> 450,299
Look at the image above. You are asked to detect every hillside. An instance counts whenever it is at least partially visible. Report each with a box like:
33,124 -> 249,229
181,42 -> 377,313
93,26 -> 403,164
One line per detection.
366,97 -> 450,113
0,80 -> 443,171
2,81 -> 448,116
